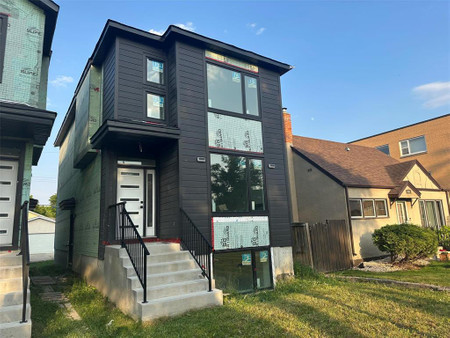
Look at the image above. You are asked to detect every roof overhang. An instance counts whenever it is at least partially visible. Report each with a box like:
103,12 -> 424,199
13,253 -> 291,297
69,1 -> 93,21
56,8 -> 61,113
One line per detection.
29,0 -> 59,56
388,181 -> 421,199
0,101 -> 56,164
90,120 -> 180,150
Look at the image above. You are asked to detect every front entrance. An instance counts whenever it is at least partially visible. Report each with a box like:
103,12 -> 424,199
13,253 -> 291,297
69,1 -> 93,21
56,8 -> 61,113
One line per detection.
117,167 -> 156,237
396,201 -> 409,224
0,159 -> 19,246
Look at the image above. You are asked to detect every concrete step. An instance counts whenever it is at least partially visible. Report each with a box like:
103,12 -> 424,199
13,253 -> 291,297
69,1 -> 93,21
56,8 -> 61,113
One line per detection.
0,266 -> 22,279
133,279 -> 209,301
129,269 -> 204,289
121,251 -> 191,266
0,290 -> 30,307
0,278 -> 26,294
0,304 -> 31,324
139,289 -> 223,321
124,259 -> 197,277
0,255 -> 22,267
0,320 -> 31,338
145,242 -> 181,254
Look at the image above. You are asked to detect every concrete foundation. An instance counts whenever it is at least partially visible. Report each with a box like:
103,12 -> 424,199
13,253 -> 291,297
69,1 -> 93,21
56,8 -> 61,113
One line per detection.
271,246 -> 295,284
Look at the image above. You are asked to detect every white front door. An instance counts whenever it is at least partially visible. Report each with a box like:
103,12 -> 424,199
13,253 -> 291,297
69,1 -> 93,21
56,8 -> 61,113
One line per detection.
0,159 -> 19,246
396,201 -> 408,224
117,167 -> 156,237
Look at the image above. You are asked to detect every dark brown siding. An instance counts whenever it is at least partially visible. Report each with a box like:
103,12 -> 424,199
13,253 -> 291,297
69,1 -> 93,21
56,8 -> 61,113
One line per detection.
176,42 -> 210,238
102,41 -> 116,122
260,68 -> 292,247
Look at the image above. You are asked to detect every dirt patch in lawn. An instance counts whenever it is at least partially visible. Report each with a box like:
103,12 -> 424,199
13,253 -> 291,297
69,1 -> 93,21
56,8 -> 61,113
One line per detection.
355,257 -> 431,272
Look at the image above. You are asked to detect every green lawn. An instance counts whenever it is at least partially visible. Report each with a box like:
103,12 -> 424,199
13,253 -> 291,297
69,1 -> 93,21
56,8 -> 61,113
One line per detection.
335,261 -> 450,287
30,261 -> 450,337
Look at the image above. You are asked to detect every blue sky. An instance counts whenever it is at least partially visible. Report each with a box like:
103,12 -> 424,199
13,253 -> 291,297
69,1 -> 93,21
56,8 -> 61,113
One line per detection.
32,0 -> 450,203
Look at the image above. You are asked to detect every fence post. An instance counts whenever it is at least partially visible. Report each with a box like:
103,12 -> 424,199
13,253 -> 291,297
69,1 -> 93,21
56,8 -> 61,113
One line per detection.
306,223 -> 314,269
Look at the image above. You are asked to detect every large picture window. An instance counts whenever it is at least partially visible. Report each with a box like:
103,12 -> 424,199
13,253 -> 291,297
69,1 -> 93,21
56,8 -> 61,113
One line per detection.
210,154 -> 265,213
207,63 -> 260,116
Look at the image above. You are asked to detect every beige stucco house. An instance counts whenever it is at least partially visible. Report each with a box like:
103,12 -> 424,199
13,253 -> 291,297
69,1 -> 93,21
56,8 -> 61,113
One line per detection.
287,134 -> 449,263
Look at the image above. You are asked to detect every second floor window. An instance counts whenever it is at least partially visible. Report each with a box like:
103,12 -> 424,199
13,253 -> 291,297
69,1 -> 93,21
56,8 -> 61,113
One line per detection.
399,136 -> 426,156
207,63 -> 260,116
146,93 -> 164,120
146,59 -> 164,84
376,144 -> 390,155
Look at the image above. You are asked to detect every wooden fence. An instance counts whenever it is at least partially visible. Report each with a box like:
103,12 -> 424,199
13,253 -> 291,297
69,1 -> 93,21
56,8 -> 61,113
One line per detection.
291,220 -> 353,272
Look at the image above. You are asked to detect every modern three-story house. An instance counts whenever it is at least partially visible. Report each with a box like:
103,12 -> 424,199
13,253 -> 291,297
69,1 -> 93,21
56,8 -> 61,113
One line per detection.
0,0 -> 58,336
54,20 -> 293,320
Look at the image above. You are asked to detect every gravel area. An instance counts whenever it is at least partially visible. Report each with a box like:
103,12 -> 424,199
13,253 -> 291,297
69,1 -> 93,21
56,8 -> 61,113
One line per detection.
354,257 -> 431,272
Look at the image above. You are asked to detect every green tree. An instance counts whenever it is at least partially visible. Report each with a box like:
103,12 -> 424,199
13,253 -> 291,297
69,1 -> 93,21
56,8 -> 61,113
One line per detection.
30,194 -> 57,219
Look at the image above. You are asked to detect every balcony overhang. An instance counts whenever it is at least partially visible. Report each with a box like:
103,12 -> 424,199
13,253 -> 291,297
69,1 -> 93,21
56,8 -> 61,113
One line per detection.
90,120 -> 180,150
0,101 -> 57,164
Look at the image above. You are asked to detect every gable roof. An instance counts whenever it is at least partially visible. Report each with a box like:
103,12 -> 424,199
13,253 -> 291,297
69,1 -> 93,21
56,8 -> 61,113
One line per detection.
28,210 -> 55,223
292,135 -> 439,189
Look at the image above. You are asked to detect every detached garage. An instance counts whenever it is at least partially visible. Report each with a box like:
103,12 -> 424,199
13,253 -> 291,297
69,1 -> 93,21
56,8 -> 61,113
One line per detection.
28,211 -> 55,260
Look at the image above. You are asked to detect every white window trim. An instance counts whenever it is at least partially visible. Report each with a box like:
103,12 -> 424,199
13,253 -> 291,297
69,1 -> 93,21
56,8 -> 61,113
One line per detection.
349,199 -> 363,219
420,199 -> 445,229
362,199 -> 376,218
375,199 -> 389,218
396,201 -> 409,224
399,135 -> 427,158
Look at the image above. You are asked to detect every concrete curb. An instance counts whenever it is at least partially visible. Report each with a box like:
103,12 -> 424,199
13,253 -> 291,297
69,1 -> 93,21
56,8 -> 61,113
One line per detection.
329,275 -> 450,292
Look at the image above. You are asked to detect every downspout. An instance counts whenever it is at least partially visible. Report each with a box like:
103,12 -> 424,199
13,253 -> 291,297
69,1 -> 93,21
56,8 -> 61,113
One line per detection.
344,186 -> 356,256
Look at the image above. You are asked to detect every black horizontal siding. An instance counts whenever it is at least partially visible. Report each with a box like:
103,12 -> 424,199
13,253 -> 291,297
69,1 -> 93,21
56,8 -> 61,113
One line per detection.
116,38 -> 166,122
176,41 -> 210,240
158,141 -> 179,239
260,67 -> 292,247
102,41 -> 116,122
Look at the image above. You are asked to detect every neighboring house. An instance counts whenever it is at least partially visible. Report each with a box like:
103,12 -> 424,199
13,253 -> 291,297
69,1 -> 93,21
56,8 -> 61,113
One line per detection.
0,0 -> 58,336
287,132 -> 449,263
350,114 -> 450,192
53,20 -> 293,320
28,210 -> 55,259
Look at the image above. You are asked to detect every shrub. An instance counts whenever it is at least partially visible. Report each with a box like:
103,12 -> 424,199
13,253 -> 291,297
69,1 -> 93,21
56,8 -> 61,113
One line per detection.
372,223 -> 438,262
436,226 -> 450,250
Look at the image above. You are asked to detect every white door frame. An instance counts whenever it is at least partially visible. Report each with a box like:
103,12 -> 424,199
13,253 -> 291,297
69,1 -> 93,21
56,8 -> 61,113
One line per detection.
396,201 -> 409,224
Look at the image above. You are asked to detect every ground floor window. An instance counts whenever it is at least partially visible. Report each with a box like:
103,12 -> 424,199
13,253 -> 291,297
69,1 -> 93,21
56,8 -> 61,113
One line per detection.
419,200 -> 445,229
213,248 -> 272,293
349,198 -> 388,219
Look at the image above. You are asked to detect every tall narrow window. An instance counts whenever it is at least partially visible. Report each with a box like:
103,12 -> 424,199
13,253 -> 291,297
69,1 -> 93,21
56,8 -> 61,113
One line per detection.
146,93 -> 164,119
249,159 -> 265,211
245,76 -> 259,116
146,59 -> 164,84
0,14 -> 8,83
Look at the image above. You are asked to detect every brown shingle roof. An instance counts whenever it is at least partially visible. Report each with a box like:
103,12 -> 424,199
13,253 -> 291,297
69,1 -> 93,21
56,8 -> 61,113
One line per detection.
292,135 -> 418,188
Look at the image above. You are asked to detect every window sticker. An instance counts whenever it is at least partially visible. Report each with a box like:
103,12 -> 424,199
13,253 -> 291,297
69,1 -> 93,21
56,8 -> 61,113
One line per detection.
247,78 -> 257,89
260,251 -> 268,263
152,61 -> 163,72
232,72 -> 241,83
153,96 -> 164,108
242,253 -> 252,266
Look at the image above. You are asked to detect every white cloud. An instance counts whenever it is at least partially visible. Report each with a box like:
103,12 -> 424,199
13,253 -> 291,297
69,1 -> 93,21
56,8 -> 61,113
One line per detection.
256,27 -> 266,35
148,28 -> 164,36
175,22 -> 195,32
413,81 -> 450,109
247,23 -> 266,35
49,75 -> 73,88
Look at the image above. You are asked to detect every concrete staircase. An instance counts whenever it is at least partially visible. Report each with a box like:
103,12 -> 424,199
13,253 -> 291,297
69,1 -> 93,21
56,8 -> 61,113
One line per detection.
103,243 -> 222,321
0,252 -> 31,338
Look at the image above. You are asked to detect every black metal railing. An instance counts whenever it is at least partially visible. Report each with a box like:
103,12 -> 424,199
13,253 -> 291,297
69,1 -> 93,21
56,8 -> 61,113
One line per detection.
19,201 -> 30,323
180,208 -> 212,292
109,202 -> 150,303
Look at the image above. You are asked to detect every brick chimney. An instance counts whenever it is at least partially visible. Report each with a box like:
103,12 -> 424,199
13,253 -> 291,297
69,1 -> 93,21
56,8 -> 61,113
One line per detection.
283,107 -> 293,144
